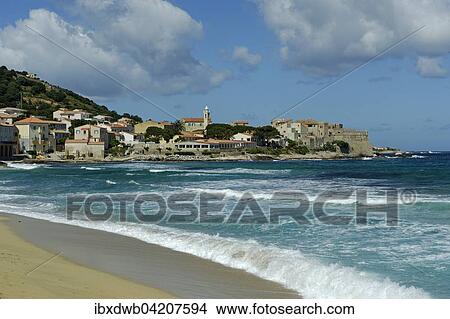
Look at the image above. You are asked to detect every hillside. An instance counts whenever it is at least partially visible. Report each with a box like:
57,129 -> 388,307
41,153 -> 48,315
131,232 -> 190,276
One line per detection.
0,66 -> 142,122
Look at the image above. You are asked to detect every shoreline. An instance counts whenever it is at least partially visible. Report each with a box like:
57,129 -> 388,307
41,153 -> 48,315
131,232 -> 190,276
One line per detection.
1,212 -> 300,299
0,215 -> 173,298
1,150 -> 419,165
3,153 -> 368,166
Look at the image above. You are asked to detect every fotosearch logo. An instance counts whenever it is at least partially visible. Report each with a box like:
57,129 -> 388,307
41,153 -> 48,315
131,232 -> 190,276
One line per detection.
66,189 -> 416,226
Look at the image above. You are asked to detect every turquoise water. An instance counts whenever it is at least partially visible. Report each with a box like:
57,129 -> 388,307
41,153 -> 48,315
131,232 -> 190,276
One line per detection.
1,153 -> 449,298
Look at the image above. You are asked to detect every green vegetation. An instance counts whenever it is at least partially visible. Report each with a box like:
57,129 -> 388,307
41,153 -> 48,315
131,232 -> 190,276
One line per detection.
205,123 -> 279,146
145,122 -> 182,143
286,140 -> 309,154
108,143 -> 127,157
333,140 -> 350,154
319,140 -> 350,154
253,126 -> 279,146
321,142 -> 337,152
122,112 -> 143,124
205,123 -> 244,139
0,65 -> 137,121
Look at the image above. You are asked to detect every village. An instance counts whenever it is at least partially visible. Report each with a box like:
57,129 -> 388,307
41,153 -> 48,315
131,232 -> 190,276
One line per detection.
0,101 -> 374,162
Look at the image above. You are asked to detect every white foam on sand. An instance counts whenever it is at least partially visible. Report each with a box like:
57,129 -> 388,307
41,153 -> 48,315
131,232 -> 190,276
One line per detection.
0,208 -> 431,299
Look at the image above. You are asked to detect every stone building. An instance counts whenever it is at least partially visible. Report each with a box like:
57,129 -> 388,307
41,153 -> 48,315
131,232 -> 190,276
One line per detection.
182,105 -> 211,132
0,123 -> 18,160
65,124 -> 108,159
65,140 -> 105,160
272,118 -> 372,155
134,120 -> 173,135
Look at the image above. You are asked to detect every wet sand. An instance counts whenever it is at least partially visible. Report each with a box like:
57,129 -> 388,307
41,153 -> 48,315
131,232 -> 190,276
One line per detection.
0,215 -> 172,298
2,213 -> 300,298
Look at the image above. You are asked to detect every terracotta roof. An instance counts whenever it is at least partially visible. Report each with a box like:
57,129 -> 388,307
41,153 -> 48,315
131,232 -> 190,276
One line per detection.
111,123 -> 127,128
182,118 -> 204,123
14,117 -> 49,125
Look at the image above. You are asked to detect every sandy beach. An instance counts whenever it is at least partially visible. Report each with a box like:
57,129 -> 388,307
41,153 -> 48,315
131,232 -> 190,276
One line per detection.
0,215 -> 172,298
0,213 -> 299,299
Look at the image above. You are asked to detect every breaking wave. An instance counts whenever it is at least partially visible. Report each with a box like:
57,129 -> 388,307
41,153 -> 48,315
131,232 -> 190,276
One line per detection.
6,162 -> 46,170
0,207 -> 430,299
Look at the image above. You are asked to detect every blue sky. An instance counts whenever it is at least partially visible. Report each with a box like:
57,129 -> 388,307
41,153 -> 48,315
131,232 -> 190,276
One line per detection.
1,0 -> 450,150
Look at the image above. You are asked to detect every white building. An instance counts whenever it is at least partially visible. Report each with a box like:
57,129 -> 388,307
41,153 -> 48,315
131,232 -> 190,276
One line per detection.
53,108 -> 92,121
93,114 -> 114,123
0,107 -> 26,117
15,117 -> 55,154
231,132 -> 256,142
175,139 -> 256,151
117,132 -> 144,146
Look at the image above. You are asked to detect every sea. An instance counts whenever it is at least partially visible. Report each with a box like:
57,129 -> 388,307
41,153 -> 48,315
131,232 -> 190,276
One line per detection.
1,152 -> 449,298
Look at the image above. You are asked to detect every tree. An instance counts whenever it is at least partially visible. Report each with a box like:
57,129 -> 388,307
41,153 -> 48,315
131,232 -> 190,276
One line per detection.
122,112 -> 143,123
31,82 -> 46,95
4,82 -> 21,104
205,124 -> 234,139
145,125 -> 181,143
45,89 -> 66,102
172,120 -> 184,133
145,127 -> 165,143
321,142 -> 337,152
254,126 -> 279,146
16,76 -> 34,87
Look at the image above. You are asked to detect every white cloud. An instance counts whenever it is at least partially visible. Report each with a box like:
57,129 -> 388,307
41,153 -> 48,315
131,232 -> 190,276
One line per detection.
256,0 -> 450,77
231,46 -> 262,69
417,56 -> 448,77
0,1 -> 231,97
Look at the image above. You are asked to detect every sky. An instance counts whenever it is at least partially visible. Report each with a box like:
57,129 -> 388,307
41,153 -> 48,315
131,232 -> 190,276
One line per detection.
1,0 -> 450,150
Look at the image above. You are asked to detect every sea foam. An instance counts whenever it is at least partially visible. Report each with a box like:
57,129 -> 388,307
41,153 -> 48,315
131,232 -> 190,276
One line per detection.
0,208 -> 430,299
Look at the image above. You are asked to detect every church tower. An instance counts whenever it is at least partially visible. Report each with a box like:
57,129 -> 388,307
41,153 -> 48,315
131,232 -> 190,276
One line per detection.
203,105 -> 211,129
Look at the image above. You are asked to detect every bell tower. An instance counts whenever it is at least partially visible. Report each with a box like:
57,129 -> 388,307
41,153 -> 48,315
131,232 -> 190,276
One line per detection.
203,105 -> 211,128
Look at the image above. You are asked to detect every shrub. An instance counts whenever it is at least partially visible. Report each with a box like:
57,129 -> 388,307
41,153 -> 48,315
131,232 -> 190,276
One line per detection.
333,140 -> 350,154
321,142 -> 337,152
45,89 -> 66,102
31,83 -> 46,95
